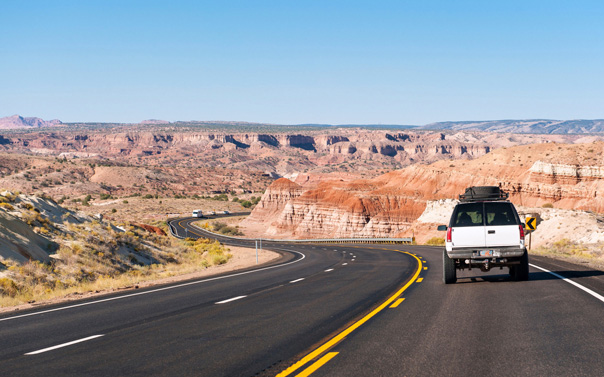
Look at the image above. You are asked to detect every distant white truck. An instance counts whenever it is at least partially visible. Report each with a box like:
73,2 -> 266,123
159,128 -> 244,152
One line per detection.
192,210 -> 203,218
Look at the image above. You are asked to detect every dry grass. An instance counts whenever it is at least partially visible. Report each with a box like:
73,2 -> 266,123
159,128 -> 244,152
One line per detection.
531,239 -> 604,270
0,221 -> 232,308
425,236 -> 445,246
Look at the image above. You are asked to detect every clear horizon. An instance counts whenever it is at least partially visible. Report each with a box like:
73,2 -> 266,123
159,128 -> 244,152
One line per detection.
2,1 -> 603,124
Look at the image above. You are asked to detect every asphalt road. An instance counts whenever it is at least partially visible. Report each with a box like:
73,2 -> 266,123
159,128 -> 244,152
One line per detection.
1,217 -> 603,376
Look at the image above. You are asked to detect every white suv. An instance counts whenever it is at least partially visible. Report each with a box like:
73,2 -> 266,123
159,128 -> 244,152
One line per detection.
438,186 -> 529,284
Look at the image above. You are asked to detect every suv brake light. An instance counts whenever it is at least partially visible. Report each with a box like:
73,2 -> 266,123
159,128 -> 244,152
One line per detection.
446,227 -> 452,242
519,225 -> 525,241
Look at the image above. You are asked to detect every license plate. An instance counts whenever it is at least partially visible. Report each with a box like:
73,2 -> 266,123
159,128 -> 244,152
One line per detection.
478,250 -> 500,257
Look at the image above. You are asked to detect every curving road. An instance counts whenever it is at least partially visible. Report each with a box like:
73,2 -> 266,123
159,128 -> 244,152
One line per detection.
1,217 -> 603,376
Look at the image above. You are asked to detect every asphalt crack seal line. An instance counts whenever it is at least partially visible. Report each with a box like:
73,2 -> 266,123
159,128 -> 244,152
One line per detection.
276,249 -> 422,377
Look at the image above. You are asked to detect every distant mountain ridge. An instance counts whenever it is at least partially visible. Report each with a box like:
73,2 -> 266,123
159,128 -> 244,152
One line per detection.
0,115 -> 62,129
3,114 -> 604,134
420,119 -> 604,134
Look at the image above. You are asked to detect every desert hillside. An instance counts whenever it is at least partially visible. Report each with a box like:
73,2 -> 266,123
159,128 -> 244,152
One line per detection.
242,141 -> 604,241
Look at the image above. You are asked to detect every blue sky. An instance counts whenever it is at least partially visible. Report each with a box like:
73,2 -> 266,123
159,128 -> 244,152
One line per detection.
1,0 -> 603,124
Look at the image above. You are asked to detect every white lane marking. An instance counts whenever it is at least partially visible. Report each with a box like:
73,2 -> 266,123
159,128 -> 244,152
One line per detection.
25,335 -> 104,355
1,249 -> 306,323
530,263 -> 604,303
290,278 -> 305,283
352,259 -> 356,261
215,296 -> 246,304
325,269 -> 334,272
342,263 -> 348,266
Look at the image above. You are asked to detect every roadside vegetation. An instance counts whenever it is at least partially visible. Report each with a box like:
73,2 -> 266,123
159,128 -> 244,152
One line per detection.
532,239 -> 604,265
425,237 -> 445,246
0,193 -> 233,308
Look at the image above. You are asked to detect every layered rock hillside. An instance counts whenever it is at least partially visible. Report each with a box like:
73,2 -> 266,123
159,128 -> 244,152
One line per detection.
241,141 -> 604,239
0,128 -> 591,178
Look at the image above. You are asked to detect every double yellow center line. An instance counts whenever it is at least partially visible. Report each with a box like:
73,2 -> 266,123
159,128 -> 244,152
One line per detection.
276,249 -> 423,376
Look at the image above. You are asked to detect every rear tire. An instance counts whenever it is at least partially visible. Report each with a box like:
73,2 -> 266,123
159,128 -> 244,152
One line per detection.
509,265 -> 517,279
443,249 -> 457,284
515,250 -> 529,281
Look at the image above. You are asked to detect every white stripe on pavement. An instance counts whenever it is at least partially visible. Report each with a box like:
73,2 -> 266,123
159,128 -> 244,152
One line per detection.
530,263 -> 604,303
215,296 -> 247,304
25,335 -> 105,355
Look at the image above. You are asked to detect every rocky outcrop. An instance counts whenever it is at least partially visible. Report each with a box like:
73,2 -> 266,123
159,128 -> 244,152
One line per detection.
243,142 -> 604,238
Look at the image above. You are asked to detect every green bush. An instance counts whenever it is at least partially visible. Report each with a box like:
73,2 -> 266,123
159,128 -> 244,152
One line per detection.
100,193 -> 111,200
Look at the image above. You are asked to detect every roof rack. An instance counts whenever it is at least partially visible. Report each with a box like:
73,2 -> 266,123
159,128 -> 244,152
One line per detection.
459,186 -> 509,202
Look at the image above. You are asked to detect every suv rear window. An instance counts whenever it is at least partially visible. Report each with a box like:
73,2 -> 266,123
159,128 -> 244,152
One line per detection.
452,203 -> 483,227
485,202 -> 517,226
452,202 -> 519,227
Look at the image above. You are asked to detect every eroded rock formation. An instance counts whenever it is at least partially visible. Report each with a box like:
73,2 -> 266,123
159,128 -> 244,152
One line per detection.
243,141 -> 604,238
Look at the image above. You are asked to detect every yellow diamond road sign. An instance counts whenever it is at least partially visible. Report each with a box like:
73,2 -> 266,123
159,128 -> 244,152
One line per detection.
525,217 -> 537,231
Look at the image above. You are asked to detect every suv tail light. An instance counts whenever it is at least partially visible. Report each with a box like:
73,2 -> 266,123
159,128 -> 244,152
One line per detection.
519,225 -> 525,241
446,227 -> 452,242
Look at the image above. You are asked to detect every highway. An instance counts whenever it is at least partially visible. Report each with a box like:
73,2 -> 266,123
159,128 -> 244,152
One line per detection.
1,217 -> 603,376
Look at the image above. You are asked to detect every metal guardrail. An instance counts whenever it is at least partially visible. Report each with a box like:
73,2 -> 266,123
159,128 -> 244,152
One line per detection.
180,220 -> 415,245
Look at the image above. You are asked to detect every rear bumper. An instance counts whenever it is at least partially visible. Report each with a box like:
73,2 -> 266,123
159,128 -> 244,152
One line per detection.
447,246 -> 525,259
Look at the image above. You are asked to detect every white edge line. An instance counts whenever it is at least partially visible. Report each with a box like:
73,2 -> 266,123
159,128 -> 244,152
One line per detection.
1,249 -> 306,322
530,263 -> 604,303
25,335 -> 105,355
215,296 -> 246,304
290,278 -> 305,283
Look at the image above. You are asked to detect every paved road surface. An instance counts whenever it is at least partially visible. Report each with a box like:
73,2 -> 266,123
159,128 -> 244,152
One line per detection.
1,217 -> 603,376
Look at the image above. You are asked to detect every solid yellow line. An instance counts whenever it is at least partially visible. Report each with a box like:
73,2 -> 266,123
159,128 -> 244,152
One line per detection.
276,250 -> 422,377
178,219 -> 205,238
296,352 -> 339,377
390,298 -> 405,308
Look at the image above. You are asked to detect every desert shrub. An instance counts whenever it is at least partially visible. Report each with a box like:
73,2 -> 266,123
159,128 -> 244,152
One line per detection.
143,194 -> 154,199
111,208 -> 117,213
82,195 -> 92,206
0,278 -> 20,297
100,193 -> 111,200
240,200 -> 252,208
123,200 -> 128,204
425,237 -> 445,246
542,203 -> 554,208
0,203 -> 14,211
219,226 -> 243,236
212,222 -> 227,232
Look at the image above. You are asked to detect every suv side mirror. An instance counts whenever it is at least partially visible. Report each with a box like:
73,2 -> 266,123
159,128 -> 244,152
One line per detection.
437,225 -> 448,231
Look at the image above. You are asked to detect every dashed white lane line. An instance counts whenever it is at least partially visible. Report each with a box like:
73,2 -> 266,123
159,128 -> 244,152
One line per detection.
215,296 -> 247,304
25,335 -> 105,355
325,269 -> 334,272
342,263 -> 348,266
530,263 -> 604,303
1,249 -> 306,323
290,278 -> 305,283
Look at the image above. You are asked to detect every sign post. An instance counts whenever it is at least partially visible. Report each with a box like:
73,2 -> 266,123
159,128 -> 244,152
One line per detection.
255,240 -> 258,264
525,217 -> 537,251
